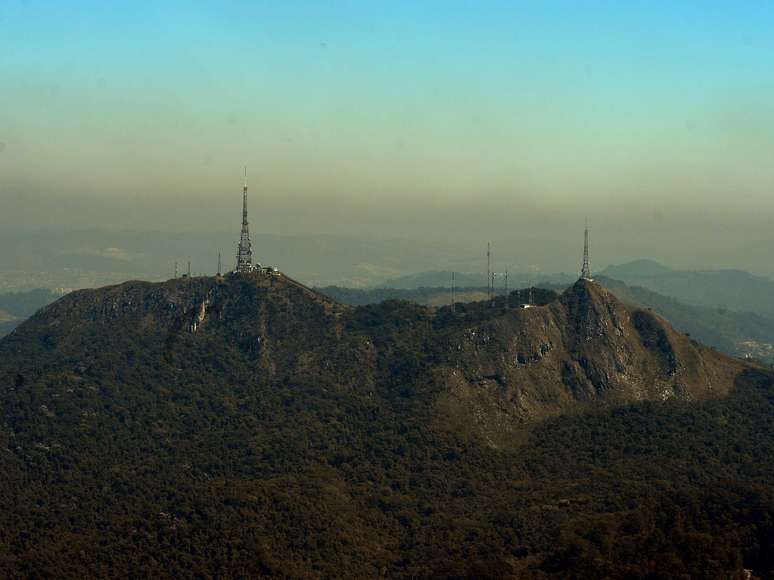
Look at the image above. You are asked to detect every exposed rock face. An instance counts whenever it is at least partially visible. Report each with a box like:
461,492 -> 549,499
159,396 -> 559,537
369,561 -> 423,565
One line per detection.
433,280 -> 746,441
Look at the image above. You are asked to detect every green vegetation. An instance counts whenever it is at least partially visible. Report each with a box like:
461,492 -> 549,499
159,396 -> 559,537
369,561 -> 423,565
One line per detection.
318,284 -> 480,306
0,276 -> 772,578
319,285 -> 557,309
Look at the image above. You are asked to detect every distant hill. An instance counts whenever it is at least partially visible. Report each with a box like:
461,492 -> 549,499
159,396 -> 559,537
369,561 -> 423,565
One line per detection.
318,285 -> 489,307
600,259 -> 675,278
0,288 -> 60,318
379,270 -> 577,290
0,288 -> 60,338
602,260 -> 774,317
0,309 -> 18,338
380,271 -> 488,289
2,273 -> 771,576
0,310 -> 17,338
597,276 -> 774,364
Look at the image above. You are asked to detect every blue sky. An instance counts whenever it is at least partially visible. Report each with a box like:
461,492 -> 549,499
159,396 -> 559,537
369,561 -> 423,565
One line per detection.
2,1 -> 774,272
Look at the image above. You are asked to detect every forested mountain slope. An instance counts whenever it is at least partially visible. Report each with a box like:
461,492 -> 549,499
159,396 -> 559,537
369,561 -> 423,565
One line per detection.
0,273 -> 771,578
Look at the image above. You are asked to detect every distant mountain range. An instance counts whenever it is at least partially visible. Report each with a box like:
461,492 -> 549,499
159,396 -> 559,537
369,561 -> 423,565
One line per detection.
600,259 -> 774,317
378,270 -> 577,290
596,276 -> 774,364
0,310 -> 16,336
4,226 -> 774,312
0,229 -> 482,291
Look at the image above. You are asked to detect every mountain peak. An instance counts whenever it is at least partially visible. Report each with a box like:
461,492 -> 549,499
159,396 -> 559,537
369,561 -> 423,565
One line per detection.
2,273 -> 750,438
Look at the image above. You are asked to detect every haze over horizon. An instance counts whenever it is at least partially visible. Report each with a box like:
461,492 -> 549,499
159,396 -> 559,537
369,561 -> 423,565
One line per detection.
2,1 -> 774,277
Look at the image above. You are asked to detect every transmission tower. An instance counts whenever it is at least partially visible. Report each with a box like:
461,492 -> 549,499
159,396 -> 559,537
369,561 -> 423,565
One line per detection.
235,167 -> 254,273
451,271 -> 455,313
581,223 -> 592,280
486,242 -> 491,302
504,269 -> 509,309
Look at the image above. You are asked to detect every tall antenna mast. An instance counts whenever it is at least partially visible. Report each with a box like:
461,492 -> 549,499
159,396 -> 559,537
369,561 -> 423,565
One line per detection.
235,166 -> 254,273
504,269 -> 508,309
174,261 -> 178,278
217,251 -> 222,276
486,242 -> 491,303
187,261 -> 191,277
451,271 -> 455,313
581,219 -> 592,281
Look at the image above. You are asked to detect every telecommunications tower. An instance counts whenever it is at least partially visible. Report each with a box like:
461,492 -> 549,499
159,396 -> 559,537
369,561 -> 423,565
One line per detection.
451,271 -> 456,313
235,167 -> 254,273
580,223 -> 592,281
486,242 -> 491,302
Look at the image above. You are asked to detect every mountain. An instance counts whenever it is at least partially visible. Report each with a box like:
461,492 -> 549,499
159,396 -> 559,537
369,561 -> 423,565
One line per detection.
597,276 -> 774,364
321,280 -> 774,365
1,273 -> 772,577
602,260 -> 774,317
3,275 -> 745,427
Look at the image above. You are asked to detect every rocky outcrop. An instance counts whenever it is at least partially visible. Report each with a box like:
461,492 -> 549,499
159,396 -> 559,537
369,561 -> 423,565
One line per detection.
434,280 -> 748,436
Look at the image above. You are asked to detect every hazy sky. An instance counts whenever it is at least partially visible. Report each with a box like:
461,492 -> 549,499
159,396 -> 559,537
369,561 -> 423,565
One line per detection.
2,1 -> 774,275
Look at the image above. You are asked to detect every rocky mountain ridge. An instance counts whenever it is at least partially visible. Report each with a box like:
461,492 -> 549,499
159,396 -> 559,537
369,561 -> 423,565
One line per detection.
2,273 -> 748,435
